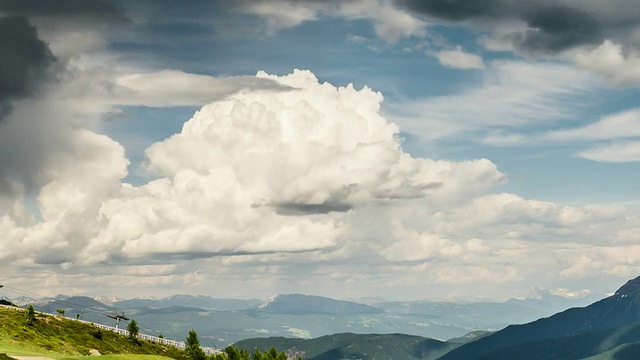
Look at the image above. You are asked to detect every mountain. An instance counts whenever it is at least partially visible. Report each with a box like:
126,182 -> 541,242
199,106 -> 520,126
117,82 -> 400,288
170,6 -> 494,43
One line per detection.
234,332 -> 460,360
439,275 -> 640,360
373,288 -> 604,331
466,322 -> 640,360
373,300 -> 544,329
89,291 -> 604,346
135,305 -> 207,316
34,296 -> 114,321
126,305 -> 472,346
504,286 -> 603,315
9,296 -> 49,307
583,340 -> 640,360
113,294 -> 261,311
6,289 -> 607,351
258,294 -> 383,315
43,295 -> 112,310
93,296 -> 125,306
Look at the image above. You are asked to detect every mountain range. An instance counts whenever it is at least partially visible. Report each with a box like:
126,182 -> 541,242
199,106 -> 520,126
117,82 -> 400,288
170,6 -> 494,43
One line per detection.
257,294 -> 383,315
2,288 -> 604,348
225,275 -> 640,359
6,276 -> 640,359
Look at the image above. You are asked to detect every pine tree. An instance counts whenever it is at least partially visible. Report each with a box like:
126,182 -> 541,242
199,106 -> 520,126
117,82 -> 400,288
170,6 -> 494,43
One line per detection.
25,304 -> 36,325
184,329 -> 206,360
127,319 -> 140,339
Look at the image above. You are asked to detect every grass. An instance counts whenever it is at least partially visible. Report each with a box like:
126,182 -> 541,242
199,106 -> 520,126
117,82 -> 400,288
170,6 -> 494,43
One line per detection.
0,306 -> 182,359
59,355 -> 175,360
0,338 -> 58,357
581,342 -> 640,360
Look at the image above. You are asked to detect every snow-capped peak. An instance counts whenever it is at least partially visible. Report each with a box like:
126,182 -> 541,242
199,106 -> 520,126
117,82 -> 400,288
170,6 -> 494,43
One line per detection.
94,296 -> 124,305
259,294 -> 281,308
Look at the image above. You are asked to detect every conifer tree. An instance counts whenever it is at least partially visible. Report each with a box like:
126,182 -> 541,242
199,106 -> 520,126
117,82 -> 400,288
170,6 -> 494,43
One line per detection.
185,329 -> 206,360
25,304 -> 36,325
127,319 -> 140,339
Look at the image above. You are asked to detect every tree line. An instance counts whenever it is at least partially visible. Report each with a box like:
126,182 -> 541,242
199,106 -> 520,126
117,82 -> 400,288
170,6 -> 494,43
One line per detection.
184,329 -> 297,360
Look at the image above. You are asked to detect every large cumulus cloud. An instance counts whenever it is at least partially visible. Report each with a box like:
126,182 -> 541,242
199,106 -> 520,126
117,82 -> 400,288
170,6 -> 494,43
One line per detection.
1,69 -> 639,299
77,69 -> 506,264
0,70 -> 504,266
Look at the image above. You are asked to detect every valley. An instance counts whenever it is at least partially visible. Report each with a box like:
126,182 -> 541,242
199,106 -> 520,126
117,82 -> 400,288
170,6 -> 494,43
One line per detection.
6,276 -> 640,359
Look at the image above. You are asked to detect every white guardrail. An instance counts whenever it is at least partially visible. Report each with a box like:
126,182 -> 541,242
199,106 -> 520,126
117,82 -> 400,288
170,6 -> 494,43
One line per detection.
0,304 -> 220,355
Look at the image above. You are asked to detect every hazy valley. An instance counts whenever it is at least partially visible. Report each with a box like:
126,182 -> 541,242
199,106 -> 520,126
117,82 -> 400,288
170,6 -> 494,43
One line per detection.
7,276 -> 640,359
6,286 -> 603,347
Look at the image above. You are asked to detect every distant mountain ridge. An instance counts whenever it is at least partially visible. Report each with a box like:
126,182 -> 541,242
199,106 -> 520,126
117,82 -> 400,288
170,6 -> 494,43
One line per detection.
257,294 -> 383,315
3,286 -> 611,349
112,294 -> 261,311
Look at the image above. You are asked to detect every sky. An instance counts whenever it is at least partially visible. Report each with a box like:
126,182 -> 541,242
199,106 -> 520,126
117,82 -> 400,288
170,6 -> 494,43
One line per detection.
1,0 -> 640,302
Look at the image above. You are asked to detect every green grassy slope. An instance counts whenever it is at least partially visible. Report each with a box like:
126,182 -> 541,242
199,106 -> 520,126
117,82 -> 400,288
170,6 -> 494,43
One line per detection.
581,342 -> 640,360
464,321 -> 640,360
59,355 -> 177,360
0,306 -> 182,359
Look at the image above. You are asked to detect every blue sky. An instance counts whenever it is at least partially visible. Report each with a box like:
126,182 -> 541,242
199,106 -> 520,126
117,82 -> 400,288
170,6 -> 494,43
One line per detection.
1,0 -> 640,301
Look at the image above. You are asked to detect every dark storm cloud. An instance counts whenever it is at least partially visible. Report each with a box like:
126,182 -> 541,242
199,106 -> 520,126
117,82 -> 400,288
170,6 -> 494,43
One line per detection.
0,16 -> 54,121
514,5 -> 601,54
399,0 -> 505,21
397,0 -> 640,54
0,0 -> 129,23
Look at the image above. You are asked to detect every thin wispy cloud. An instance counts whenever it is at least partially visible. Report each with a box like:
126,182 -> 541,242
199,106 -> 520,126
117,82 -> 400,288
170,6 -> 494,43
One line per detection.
389,60 -> 601,141
484,109 -> 640,163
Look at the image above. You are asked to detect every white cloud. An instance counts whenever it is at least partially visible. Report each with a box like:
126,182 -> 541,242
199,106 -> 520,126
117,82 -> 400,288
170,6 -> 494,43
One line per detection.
2,68 -> 640,300
483,109 -> 640,163
578,141 -> 640,163
112,70 -> 290,107
546,109 -> 640,142
0,70 -> 506,270
243,1 -> 320,32
550,109 -> 640,163
548,288 -> 592,299
58,63 -> 288,109
573,40 -> 640,86
356,0 -> 427,42
436,47 -> 485,70
243,0 -> 427,42
561,245 -> 640,279
445,193 -> 636,244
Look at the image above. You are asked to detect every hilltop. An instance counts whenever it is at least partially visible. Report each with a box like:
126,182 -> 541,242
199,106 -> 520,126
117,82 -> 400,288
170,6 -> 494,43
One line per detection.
234,332 -> 479,360
439,274 -> 640,360
0,306 -> 183,359
258,294 -> 383,315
